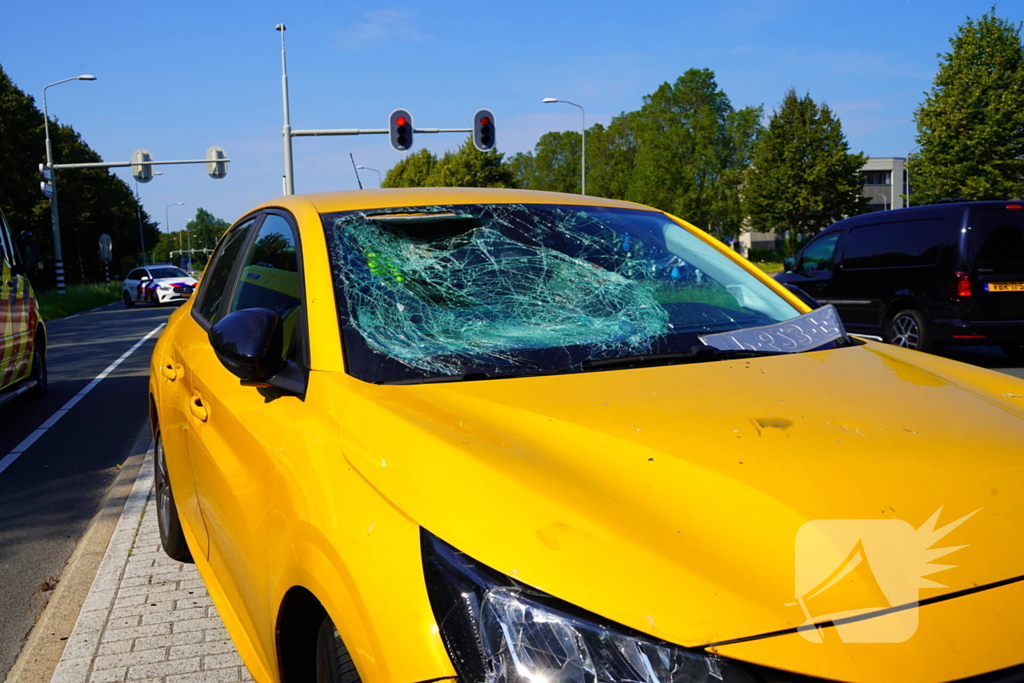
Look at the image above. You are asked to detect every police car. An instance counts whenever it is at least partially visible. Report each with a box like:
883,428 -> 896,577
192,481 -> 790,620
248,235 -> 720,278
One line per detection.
0,209 -> 47,407
122,265 -> 198,307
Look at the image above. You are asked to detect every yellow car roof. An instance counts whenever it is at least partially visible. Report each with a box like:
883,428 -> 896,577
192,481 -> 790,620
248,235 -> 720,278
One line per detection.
255,188 -> 658,215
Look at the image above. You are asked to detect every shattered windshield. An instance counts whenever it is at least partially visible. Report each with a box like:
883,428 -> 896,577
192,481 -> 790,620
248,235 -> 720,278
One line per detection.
321,203 -> 801,383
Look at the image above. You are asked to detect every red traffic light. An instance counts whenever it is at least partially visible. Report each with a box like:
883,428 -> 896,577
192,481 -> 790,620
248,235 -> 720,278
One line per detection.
396,116 -> 408,127
480,117 -> 490,126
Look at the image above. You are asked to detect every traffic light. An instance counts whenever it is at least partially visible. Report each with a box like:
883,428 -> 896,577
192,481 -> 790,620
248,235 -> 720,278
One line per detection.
474,109 -> 495,152
206,146 -> 228,179
39,163 -> 53,198
132,148 -> 154,183
389,109 -> 413,151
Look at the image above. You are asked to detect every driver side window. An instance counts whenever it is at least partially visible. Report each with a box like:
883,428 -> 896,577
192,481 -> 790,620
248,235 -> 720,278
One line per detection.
798,233 -> 840,274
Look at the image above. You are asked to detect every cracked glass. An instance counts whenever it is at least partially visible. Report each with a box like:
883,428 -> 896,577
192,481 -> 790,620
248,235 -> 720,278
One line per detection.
321,203 -> 800,383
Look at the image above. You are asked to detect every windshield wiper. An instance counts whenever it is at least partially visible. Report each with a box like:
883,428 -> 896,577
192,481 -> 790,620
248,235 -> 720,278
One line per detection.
580,346 -> 790,371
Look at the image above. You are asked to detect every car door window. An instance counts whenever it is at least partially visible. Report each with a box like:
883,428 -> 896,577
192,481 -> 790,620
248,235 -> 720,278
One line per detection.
193,217 -> 258,324
127,269 -> 143,280
798,233 -> 840,274
227,213 -> 303,362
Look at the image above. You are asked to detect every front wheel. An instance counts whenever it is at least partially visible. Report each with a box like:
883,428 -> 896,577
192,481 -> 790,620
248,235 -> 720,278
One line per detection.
27,349 -> 47,399
155,428 -> 193,562
887,309 -> 932,352
316,615 -> 361,683
123,292 -> 135,308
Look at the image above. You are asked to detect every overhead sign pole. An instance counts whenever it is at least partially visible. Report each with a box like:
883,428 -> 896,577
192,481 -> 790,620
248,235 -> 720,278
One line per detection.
277,24 -> 295,196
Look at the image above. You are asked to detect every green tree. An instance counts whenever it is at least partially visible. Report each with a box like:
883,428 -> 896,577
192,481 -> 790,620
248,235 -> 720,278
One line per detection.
382,149 -> 438,188
908,9 -> 1024,204
744,89 -> 867,255
185,207 -> 230,266
518,130 -> 583,193
0,64 -> 158,285
425,136 -> 514,188
586,117 -> 639,201
504,151 -> 535,190
626,69 -> 762,238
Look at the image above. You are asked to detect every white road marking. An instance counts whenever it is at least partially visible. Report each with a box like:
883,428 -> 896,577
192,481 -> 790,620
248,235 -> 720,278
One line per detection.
0,322 -> 166,477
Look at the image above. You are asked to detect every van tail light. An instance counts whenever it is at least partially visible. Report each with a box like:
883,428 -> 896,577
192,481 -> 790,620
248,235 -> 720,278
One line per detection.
953,271 -> 972,299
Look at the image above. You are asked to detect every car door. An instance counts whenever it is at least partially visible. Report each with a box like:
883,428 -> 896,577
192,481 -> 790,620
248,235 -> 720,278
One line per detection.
124,269 -> 144,302
0,214 -> 18,390
180,211 -> 307,662
169,216 -> 259,560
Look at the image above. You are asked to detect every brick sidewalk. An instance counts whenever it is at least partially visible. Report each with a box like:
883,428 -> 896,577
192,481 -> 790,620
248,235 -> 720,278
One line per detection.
50,448 -> 253,683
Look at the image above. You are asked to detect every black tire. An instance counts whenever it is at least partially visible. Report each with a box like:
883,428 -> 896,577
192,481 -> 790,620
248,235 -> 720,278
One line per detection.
124,291 -> 135,308
1001,343 -> 1024,360
887,309 -> 932,352
315,615 -> 361,683
27,349 -> 47,399
155,429 -> 193,562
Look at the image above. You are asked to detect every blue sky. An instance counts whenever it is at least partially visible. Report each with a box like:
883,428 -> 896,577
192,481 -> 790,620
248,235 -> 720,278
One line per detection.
2,0 -> 1017,232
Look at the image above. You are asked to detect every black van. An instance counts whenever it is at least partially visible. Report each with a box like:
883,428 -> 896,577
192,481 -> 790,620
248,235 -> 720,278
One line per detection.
775,200 -> 1024,357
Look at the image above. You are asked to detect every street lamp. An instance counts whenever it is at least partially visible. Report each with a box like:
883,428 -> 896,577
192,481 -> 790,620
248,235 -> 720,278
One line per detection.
356,166 -> 382,187
906,144 -> 922,207
879,193 -> 888,212
165,202 -> 185,264
134,172 -> 162,265
43,74 -> 97,294
276,24 -> 294,196
542,98 -> 586,195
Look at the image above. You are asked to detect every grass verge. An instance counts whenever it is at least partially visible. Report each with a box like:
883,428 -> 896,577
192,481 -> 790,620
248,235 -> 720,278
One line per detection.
36,283 -> 122,321
752,261 -> 783,275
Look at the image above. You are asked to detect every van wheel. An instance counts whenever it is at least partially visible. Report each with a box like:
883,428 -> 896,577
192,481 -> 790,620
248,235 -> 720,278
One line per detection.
27,349 -> 47,399
888,309 -> 932,352
124,292 -> 135,308
1001,343 -> 1024,360
315,615 -> 361,683
155,428 -> 193,563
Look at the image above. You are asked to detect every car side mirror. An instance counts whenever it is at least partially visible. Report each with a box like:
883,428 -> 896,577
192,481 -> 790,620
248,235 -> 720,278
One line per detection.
783,257 -> 795,272
209,308 -> 305,396
140,275 -> 151,282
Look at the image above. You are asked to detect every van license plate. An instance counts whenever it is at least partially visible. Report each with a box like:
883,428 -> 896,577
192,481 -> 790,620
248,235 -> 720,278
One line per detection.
985,282 -> 1024,292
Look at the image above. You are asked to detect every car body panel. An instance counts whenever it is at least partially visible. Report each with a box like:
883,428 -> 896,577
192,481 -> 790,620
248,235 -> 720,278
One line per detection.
123,266 -> 197,305
149,189 -> 1024,683
712,578 -> 1024,682
331,341 -> 1024,648
0,209 -> 44,399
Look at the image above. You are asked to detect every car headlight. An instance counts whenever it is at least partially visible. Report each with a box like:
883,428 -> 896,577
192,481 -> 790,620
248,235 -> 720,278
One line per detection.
422,530 -> 758,683
159,285 -> 172,291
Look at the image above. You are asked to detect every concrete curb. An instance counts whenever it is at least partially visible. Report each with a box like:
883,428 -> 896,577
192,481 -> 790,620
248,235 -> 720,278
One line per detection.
47,448 -> 252,682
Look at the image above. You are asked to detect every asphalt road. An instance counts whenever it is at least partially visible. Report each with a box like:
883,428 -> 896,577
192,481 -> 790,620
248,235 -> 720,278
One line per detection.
0,300 -> 174,681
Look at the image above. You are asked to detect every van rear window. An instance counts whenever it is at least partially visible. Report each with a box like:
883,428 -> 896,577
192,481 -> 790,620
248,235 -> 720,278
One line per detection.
842,219 -> 944,269
970,208 -> 1024,264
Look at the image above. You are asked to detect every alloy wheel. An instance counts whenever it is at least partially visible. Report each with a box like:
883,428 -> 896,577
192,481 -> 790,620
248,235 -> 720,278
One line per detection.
891,314 -> 920,349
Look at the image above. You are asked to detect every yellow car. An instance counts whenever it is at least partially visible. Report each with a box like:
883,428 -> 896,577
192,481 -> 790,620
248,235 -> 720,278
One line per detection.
149,189 -> 1024,683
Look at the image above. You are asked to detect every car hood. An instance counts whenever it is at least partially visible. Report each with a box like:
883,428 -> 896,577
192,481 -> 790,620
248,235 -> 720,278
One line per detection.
153,276 -> 197,287
331,342 -> 1024,647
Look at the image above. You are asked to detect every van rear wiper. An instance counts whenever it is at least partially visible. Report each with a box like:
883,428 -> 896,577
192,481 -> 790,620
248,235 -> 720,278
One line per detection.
580,346 -> 790,371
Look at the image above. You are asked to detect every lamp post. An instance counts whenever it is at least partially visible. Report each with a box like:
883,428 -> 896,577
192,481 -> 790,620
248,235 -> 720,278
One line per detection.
542,98 -> 585,195
165,202 -> 184,264
43,74 -> 97,294
356,166 -> 382,187
879,193 -> 888,212
906,144 -> 922,207
276,24 -> 294,196
134,171 -> 162,265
